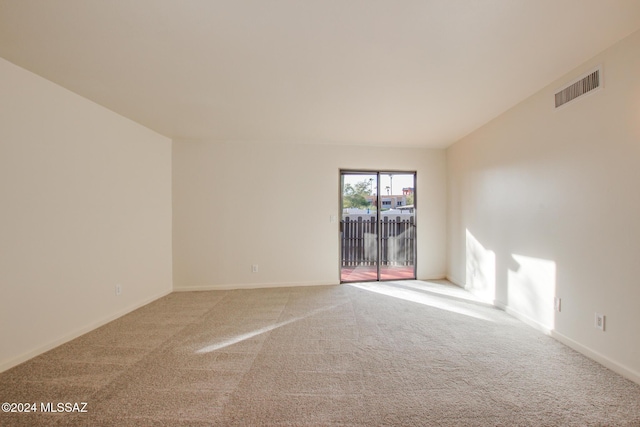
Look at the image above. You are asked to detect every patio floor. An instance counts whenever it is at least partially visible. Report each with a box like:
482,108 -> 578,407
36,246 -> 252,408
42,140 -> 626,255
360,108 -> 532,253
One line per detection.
341,265 -> 415,282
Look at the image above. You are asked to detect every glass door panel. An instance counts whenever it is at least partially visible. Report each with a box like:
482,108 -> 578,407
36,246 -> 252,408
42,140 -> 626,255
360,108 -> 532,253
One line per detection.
378,173 -> 416,280
340,172 -> 378,282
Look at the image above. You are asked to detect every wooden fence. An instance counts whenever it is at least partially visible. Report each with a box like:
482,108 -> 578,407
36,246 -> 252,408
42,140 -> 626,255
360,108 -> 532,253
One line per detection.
341,216 -> 415,267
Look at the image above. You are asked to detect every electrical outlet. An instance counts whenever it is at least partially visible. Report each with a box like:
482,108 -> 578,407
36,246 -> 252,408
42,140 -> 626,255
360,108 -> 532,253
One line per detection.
115,284 -> 122,296
554,297 -> 561,312
252,264 -> 259,273
595,313 -> 605,331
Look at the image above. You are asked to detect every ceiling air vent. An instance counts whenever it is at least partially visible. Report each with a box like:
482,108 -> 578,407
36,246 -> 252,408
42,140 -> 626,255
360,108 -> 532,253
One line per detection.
555,66 -> 602,108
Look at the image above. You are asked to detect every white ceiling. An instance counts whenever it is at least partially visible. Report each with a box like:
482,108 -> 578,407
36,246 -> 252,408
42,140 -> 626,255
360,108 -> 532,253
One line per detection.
2,1 -> 640,148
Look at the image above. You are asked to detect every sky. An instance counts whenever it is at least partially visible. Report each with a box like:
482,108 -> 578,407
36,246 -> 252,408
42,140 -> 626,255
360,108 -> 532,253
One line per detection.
342,172 -> 415,196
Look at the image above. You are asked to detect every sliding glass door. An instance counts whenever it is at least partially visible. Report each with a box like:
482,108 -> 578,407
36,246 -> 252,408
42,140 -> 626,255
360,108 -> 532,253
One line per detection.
340,171 -> 416,282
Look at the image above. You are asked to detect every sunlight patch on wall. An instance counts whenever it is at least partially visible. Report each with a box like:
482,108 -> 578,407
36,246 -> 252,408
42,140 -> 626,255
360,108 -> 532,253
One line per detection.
508,254 -> 556,331
465,229 -> 496,303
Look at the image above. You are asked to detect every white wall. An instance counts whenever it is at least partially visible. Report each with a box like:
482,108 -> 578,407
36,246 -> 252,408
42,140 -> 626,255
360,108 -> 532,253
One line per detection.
0,58 -> 173,372
173,141 -> 446,290
446,29 -> 640,383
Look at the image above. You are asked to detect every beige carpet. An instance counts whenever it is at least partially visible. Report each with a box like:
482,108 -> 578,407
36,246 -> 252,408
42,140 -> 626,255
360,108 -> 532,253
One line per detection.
1,280 -> 640,426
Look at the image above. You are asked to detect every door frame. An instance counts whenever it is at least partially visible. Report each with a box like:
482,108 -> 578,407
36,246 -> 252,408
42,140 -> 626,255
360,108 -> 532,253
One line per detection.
339,169 -> 417,283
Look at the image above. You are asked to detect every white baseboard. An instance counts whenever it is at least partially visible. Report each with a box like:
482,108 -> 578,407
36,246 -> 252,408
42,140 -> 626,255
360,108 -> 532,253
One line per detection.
493,301 -> 640,386
175,276 -> 450,292
551,330 -> 640,386
494,301 -> 552,335
445,274 -> 464,288
0,288 -> 172,373
433,276 -> 640,386
173,280 -> 338,292
417,274 -> 448,281
7,281 -> 638,388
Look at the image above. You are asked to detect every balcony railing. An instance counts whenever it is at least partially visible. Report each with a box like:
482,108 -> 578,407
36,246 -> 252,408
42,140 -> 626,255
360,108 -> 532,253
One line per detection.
341,215 -> 415,267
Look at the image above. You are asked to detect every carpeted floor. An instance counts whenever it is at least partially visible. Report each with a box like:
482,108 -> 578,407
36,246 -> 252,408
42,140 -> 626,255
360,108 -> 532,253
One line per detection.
1,280 -> 640,426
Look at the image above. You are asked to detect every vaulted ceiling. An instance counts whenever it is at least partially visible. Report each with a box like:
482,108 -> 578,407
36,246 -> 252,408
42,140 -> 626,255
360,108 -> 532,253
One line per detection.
2,0 -> 640,147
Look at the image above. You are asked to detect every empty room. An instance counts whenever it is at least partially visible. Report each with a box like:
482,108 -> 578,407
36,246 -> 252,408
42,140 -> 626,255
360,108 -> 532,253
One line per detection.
1,1 -> 640,425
